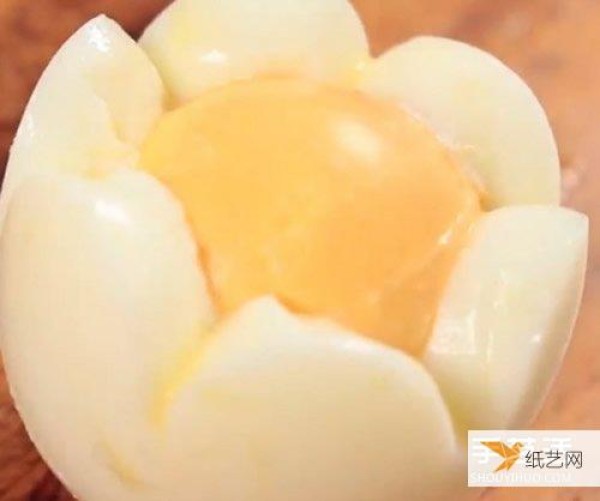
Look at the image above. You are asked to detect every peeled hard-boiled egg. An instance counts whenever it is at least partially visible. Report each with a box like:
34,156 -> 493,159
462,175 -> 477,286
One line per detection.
0,1 -> 587,501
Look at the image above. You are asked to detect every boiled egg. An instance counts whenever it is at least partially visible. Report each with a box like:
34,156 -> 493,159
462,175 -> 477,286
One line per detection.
0,1 -> 588,501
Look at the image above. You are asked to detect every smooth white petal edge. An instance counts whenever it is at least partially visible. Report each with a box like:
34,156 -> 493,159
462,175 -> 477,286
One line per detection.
360,36 -> 560,209
140,0 -> 369,102
425,206 -> 588,431
0,169 -> 214,501
157,297 -> 465,501
0,15 -> 165,231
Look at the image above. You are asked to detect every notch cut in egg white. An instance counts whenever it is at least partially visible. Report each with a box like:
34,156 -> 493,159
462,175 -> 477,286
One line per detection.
0,15 -> 165,231
360,36 -> 560,208
140,0 -> 369,102
425,206 -> 588,432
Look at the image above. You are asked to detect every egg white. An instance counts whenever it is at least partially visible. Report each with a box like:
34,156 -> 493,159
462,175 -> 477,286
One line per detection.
425,205 -> 587,431
152,297 -> 465,501
360,36 -> 561,208
140,0 -> 369,102
0,2 -> 588,501
0,17 -> 165,233
0,168 -> 213,501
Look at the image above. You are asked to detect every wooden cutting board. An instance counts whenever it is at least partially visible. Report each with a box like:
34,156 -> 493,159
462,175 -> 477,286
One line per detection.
1,1 -> 599,500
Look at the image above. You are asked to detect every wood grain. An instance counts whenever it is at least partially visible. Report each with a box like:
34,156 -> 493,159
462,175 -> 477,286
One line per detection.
1,1 -> 599,500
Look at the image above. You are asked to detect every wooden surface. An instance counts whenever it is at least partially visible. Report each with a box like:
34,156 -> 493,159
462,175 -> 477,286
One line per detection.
0,1 -> 599,500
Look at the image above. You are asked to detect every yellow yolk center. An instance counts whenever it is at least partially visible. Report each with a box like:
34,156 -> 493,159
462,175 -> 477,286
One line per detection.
141,78 -> 481,355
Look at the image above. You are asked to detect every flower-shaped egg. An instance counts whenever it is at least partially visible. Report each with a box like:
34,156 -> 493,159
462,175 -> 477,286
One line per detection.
0,1 -> 588,501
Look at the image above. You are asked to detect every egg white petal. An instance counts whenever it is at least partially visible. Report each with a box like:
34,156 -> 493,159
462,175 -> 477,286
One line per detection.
140,0 -> 369,102
0,15 -> 165,230
153,297 -> 464,501
425,206 -> 588,431
360,36 -> 560,208
0,170 -> 213,501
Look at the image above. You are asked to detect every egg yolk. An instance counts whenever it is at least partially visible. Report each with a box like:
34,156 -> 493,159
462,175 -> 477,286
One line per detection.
141,78 -> 481,355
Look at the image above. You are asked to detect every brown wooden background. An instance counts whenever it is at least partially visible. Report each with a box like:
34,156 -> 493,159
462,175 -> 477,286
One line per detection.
0,1 -> 599,500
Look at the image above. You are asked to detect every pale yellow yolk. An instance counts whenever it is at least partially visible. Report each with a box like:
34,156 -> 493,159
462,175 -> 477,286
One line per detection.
141,78 -> 481,355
